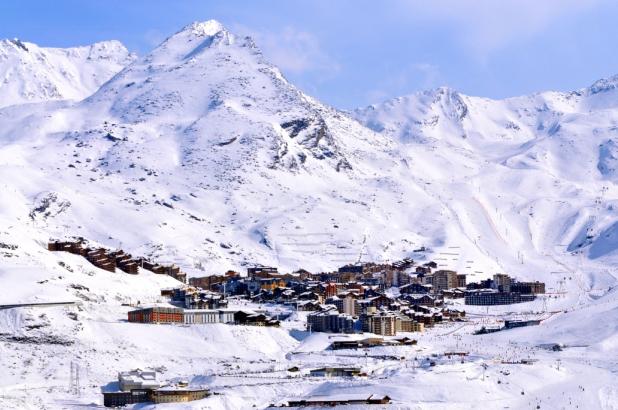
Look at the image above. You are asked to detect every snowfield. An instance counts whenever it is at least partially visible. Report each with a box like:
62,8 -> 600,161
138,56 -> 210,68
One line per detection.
0,19 -> 618,409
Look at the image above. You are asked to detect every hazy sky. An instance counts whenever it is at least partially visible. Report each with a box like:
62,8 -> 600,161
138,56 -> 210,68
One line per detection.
2,0 -> 618,108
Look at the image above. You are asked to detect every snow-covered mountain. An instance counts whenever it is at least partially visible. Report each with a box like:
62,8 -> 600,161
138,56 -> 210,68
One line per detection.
355,82 -> 618,276
0,38 -> 134,108
0,18 -> 616,284
2,19 -> 618,409
0,20 -> 430,276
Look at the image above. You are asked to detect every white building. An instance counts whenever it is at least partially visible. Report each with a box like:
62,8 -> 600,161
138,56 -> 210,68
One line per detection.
342,294 -> 358,316
118,369 -> 162,391
183,309 -> 235,324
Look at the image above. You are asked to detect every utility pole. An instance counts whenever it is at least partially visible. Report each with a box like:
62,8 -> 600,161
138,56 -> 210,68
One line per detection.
69,362 -> 80,396
76,363 -> 81,397
69,362 -> 73,394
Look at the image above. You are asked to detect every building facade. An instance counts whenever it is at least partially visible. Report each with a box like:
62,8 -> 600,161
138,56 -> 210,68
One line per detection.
432,270 -> 459,293
307,307 -> 356,333
465,291 -> 536,305
183,309 -> 235,324
128,307 -> 183,324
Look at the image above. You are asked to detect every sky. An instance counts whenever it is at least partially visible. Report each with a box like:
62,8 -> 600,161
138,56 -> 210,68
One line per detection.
1,0 -> 618,109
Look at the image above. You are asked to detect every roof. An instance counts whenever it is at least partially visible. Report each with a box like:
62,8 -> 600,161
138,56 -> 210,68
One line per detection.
309,367 -> 361,372
183,309 -> 235,314
287,393 -> 389,402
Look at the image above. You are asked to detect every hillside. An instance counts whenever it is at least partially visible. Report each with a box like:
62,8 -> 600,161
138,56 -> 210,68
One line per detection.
0,19 -> 615,292
0,20 -> 437,277
1,19 -> 618,408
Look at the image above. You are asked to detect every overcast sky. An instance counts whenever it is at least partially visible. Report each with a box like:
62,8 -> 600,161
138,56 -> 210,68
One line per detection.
2,0 -> 618,108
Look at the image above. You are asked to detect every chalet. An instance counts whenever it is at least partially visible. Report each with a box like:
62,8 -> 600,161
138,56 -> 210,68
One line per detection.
233,310 -> 280,327
259,278 -> 287,291
399,283 -> 431,294
401,294 -> 443,307
184,290 -> 228,310
441,288 -> 465,299
338,263 -> 364,275
297,291 -> 320,301
416,266 -> 431,275
296,300 -> 321,311
273,288 -> 296,303
442,308 -> 466,320
293,268 -> 313,280
248,265 -> 278,278
356,294 -> 393,313
392,257 -> 414,271
414,313 -> 438,327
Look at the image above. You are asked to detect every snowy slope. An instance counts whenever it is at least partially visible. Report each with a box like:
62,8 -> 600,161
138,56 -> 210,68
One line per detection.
0,19 -> 618,409
354,82 -> 618,284
0,38 -> 134,108
0,20 -> 614,286
0,20 -> 440,277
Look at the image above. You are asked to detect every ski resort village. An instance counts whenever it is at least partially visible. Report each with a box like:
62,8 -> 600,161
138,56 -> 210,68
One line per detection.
2,12 -> 618,410
0,234 -> 596,409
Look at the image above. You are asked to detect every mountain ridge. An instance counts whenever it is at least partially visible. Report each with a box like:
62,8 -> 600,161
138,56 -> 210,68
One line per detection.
0,20 -> 617,284
0,37 -> 135,108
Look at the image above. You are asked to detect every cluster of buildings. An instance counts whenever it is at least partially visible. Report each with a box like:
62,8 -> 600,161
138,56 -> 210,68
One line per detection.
128,282 -> 284,327
48,239 -> 187,282
50,237 -> 545,338
465,274 -> 545,305
102,369 -> 209,407
135,260 -> 544,336
307,302 -> 461,336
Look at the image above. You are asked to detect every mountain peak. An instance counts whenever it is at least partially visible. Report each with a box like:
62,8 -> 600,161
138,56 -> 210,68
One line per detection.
587,73 -> 618,95
147,19 -> 236,64
0,38 -> 30,52
181,20 -> 227,37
